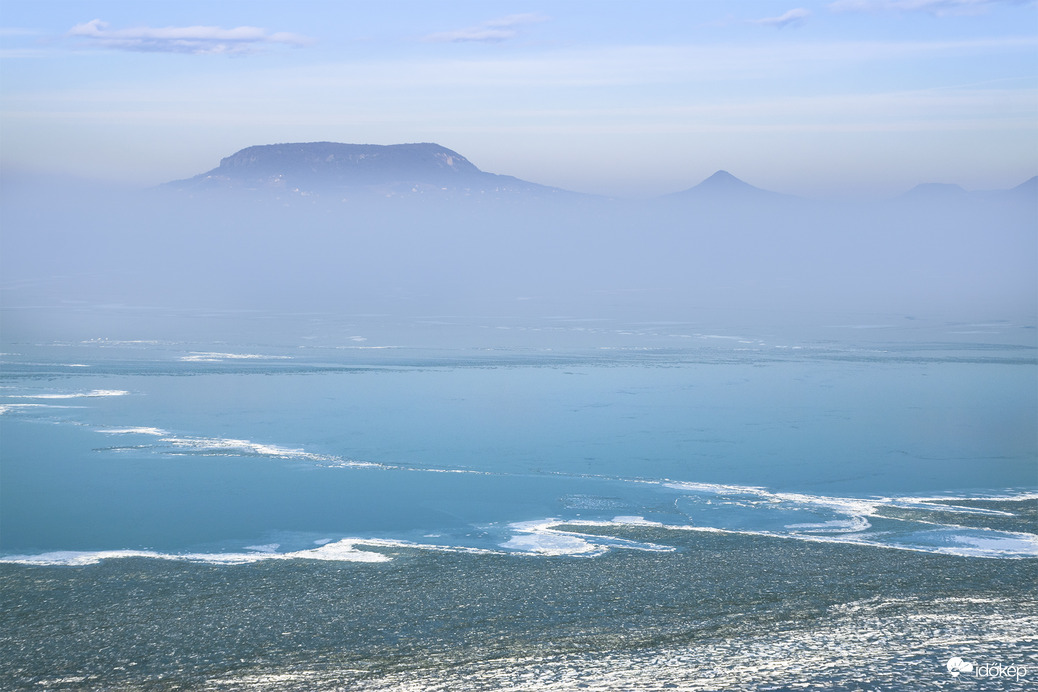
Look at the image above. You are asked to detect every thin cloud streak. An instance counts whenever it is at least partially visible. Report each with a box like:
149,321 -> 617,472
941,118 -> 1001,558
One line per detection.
750,8 -> 813,27
67,19 -> 314,54
7,34 -> 1033,112
8,36 -> 1034,106
297,35 -> 1038,89
422,13 -> 549,43
829,0 -> 1034,15
9,77 -> 1031,136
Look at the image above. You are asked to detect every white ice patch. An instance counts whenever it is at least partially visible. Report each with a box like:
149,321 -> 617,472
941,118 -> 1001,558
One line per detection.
663,480 -> 769,496
777,527 -> 1038,559
244,543 -> 280,553
100,427 -> 168,436
294,540 -> 391,562
0,403 -> 55,414
154,435 -> 387,469
893,493 -> 1036,516
179,352 -> 291,362
0,535 -> 514,567
611,515 -> 664,526
784,516 -> 871,533
500,532 -> 599,556
93,427 -> 385,469
666,481 -> 892,529
500,518 -> 675,557
355,537 -> 502,557
663,480 -> 1038,558
8,389 -> 129,399
0,539 -> 391,566
158,436 -> 338,463
81,339 -> 162,345
501,519 -> 601,556
935,531 -> 1038,559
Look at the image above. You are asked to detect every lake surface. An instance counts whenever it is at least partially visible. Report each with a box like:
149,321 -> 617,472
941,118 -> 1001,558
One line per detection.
2,311 -> 1036,689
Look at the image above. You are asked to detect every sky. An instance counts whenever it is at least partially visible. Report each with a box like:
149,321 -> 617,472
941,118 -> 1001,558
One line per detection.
1,0 -> 1035,198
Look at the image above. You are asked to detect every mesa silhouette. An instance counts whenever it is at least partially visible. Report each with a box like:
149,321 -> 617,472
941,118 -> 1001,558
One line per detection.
165,142 -> 570,200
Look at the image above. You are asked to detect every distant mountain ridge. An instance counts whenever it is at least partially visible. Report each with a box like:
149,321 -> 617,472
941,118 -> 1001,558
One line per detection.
665,169 -> 797,204
165,142 -> 570,200
164,141 -> 1037,204
900,176 -> 1037,204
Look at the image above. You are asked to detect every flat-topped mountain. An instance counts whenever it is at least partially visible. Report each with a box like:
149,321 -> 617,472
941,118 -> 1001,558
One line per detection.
211,142 -> 481,184
165,142 -> 569,200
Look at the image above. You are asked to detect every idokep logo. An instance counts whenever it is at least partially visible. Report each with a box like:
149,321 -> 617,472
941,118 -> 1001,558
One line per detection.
946,656 -> 1029,681
947,657 -> 974,677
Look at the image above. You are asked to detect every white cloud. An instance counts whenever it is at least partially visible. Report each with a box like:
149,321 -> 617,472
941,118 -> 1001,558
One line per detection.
423,13 -> 548,43
67,19 -> 313,54
829,0 -> 1034,15
750,8 -> 813,27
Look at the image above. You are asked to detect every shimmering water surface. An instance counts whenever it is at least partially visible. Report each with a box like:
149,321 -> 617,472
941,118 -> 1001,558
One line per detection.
1,313 -> 1036,689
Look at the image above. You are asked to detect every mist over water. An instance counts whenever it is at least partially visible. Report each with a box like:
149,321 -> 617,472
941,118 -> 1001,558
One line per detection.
3,175 -> 1035,338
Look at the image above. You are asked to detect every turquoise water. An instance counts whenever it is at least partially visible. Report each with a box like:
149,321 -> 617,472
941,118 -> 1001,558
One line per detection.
1,313 -> 1036,689
2,315 -> 1035,561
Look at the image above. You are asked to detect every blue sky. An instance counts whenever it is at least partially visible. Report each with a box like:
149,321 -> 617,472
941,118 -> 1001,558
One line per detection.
1,0 -> 1035,197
